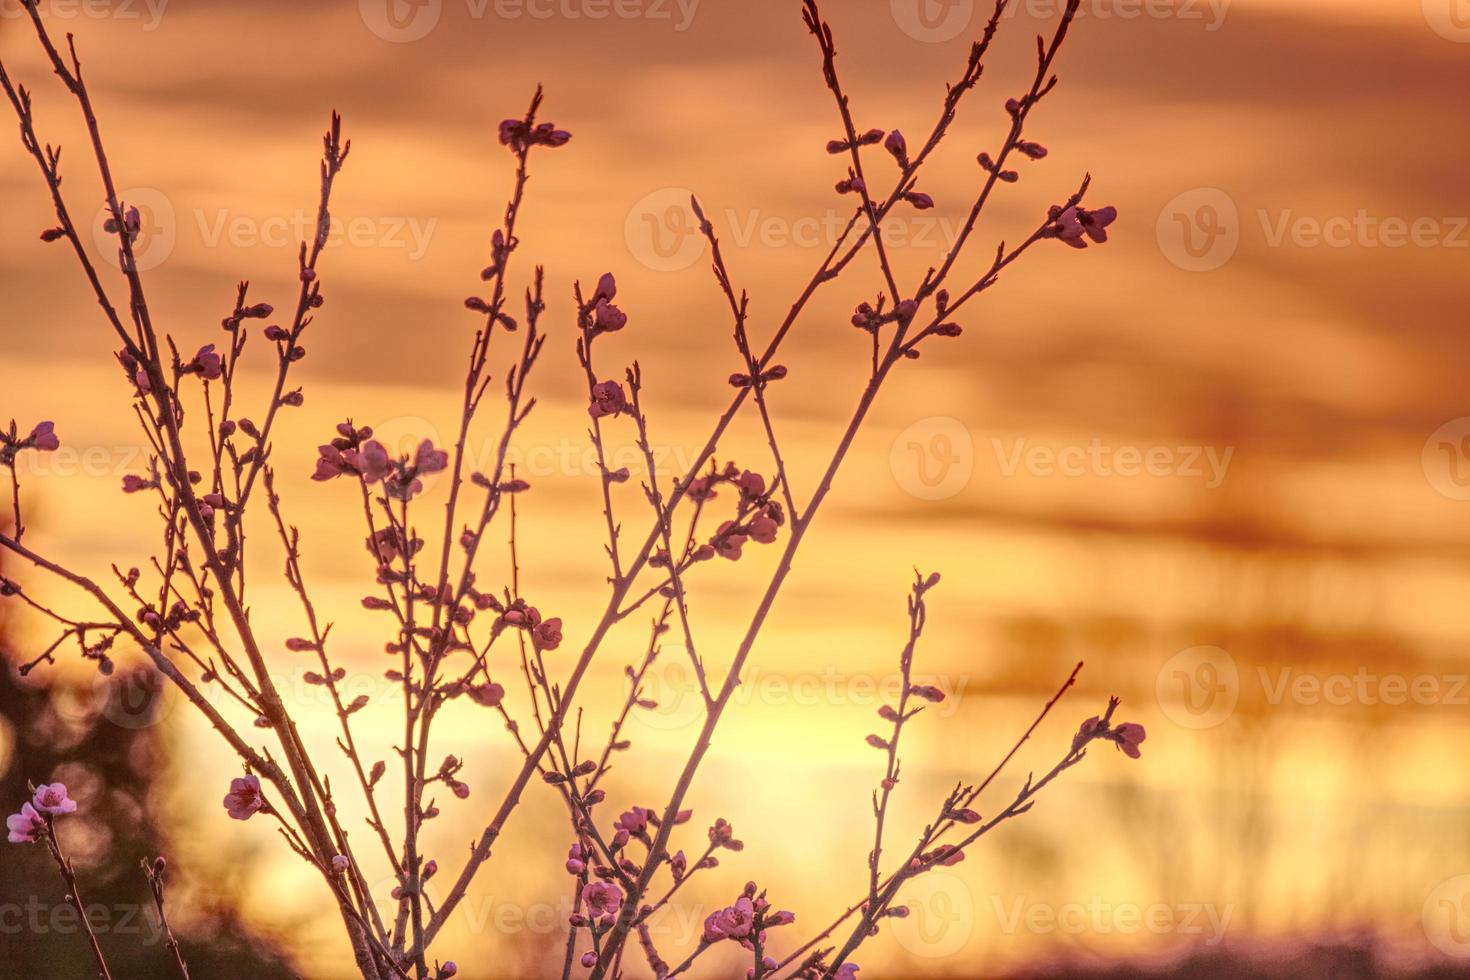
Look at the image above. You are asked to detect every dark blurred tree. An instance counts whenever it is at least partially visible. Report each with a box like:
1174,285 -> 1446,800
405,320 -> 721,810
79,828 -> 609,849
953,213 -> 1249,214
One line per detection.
0,540 -> 301,979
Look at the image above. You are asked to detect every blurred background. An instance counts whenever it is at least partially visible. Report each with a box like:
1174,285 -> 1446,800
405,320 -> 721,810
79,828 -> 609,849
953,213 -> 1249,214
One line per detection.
3,0 -> 1470,976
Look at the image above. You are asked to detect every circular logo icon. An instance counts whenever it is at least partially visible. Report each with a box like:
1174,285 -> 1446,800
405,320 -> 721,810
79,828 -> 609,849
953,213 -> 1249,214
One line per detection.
1424,0 -> 1470,42
891,871 -> 975,959
1425,875 -> 1470,958
1156,187 -> 1239,273
890,416 -> 974,501
625,187 -> 705,273
360,0 -> 442,42
367,415 -> 449,494
92,187 -> 176,273
96,666 -> 174,730
1423,418 -> 1470,501
1156,646 -> 1238,730
890,0 -> 975,43
628,645 -> 705,733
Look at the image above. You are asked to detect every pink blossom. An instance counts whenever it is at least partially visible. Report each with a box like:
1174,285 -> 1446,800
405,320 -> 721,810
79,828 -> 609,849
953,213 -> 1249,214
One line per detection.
616,806 -> 651,836
308,446 -> 345,481
581,881 -> 623,926
593,272 -> 617,303
532,617 -> 563,651
593,299 -> 627,333
122,473 -> 154,493
1053,205 -> 1118,249
1114,721 -> 1147,759
32,783 -> 77,816
223,774 -> 264,820
191,344 -> 224,380
345,440 -> 393,484
331,855 -> 350,874
702,896 -> 755,943
588,380 -> 627,419
834,965 -> 860,980
7,803 -> 45,844
28,421 -> 60,452
415,440 -> 449,475
565,842 -> 587,875
713,521 -> 748,561
468,682 -> 505,708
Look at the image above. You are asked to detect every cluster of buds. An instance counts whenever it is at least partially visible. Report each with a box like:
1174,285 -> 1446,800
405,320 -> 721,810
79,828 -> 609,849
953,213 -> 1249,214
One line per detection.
850,296 -> 918,334
701,880 -> 797,966
826,127 -> 885,155
728,364 -> 788,390
1075,708 -> 1146,758
709,470 -> 784,561
313,424 -> 448,501
498,117 -> 572,153
486,597 -> 563,652
101,204 -> 143,243
582,272 -> 627,338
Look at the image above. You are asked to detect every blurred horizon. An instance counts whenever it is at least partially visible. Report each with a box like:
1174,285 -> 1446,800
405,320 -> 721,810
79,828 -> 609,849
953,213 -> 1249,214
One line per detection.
4,0 -> 1470,977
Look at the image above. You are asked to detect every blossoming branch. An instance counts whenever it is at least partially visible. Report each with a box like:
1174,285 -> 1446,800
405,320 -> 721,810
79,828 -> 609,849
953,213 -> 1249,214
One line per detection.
0,0 -> 1140,977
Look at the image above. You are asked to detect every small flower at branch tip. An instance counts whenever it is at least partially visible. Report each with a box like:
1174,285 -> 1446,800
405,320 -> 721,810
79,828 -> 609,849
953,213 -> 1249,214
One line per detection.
6,803 -> 45,844
902,191 -> 935,210
909,684 -> 945,703
834,964 -> 860,980
1052,205 -> 1118,249
437,963 -> 458,979
187,344 -> 223,381
592,298 -> 627,333
593,272 -> 617,303
32,783 -> 77,816
27,421 -> 60,452
588,379 -> 627,419
884,129 -> 908,166
223,774 -> 265,820
499,118 -> 572,153
532,617 -> 562,651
